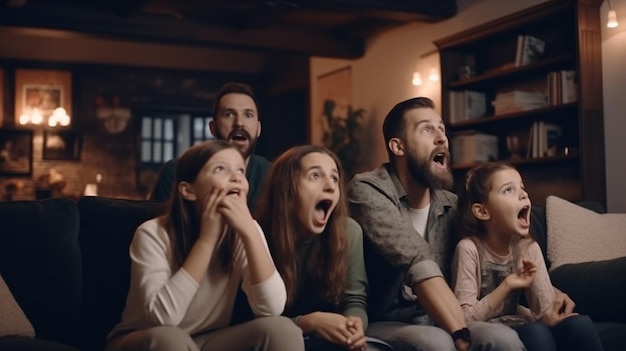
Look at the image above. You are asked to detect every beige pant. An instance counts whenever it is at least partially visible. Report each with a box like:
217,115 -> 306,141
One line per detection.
106,316 -> 304,351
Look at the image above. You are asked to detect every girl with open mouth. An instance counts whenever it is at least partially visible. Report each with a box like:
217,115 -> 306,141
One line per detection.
257,145 -> 390,351
106,140 -> 303,351
451,162 -> 603,351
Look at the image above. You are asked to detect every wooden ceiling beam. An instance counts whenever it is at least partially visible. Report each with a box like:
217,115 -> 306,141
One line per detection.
0,0 -> 458,58
0,3 -> 365,58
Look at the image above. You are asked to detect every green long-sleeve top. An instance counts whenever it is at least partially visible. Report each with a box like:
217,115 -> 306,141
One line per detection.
282,217 -> 369,329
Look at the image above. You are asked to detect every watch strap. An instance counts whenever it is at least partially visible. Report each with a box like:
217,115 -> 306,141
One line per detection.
451,327 -> 471,342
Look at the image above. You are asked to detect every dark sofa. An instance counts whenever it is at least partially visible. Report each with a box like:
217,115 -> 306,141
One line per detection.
0,197 -> 166,351
0,197 -> 624,351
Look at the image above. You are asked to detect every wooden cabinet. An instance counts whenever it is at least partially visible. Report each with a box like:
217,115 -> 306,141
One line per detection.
434,0 -> 605,206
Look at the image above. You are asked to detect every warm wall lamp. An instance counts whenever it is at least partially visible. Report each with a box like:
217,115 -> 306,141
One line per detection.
412,67 -> 440,86
412,72 -> 423,86
607,0 -> 619,28
412,49 -> 440,87
428,68 -> 440,82
19,107 -> 71,127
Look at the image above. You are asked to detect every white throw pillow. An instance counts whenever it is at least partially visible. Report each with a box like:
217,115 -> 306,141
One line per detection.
546,195 -> 626,270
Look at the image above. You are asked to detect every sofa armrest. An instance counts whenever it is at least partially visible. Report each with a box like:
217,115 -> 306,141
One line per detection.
0,198 -> 82,347
77,196 -> 167,351
550,256 -> 626,324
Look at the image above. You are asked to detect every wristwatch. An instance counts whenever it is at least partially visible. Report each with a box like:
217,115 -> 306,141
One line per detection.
451,327 -> 471,343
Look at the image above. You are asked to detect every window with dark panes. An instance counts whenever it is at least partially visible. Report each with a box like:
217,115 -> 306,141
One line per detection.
140,115 -> 176,164
191,116 -> 215,145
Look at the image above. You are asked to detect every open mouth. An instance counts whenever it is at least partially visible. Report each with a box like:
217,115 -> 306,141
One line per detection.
518,205 -> 530,225
229,129 -> 249,142
433,152 -> 446,166
226,189 -> 240,196
314,199 -> 333,222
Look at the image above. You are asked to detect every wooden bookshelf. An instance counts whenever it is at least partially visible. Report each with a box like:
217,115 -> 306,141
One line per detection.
449,103 -> 578,128
451,154 -> 579,171
449,54 -> 575,89
435,0 -> 606,206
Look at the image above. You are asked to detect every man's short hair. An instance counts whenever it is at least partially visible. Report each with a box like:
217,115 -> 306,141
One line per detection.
382,97 -> 435,158
212,82 -> 259,119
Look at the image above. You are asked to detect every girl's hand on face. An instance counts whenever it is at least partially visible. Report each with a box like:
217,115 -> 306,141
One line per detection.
345,316 -> 366,351
504,259 -> 537,290
198,187 -> 226,243
217,191 -> 255,236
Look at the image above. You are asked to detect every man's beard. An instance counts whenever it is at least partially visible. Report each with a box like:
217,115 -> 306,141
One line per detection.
406,148 -> 453,190
239,137 -> 257,160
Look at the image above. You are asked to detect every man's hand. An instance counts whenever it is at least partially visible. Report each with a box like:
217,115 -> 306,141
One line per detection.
454,339 -> 471,351
541,288 -> 578,327
554,287 -> 576,315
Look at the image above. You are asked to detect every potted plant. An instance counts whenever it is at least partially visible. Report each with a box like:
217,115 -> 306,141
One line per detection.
321,99 -> 366,179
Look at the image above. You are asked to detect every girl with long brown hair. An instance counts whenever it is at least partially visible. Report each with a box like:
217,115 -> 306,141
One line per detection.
257,145 -> 388,351
106,140 -> 303,351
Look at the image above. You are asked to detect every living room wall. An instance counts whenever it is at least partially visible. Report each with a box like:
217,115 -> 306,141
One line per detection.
0,61 -> 260,201
310,0 -> 626,212
0,23 -> 312,202
309,0 -> 550,175
600,0 -> 626,213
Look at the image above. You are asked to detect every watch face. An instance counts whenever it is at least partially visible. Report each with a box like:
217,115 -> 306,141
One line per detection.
452,327 -> 471,342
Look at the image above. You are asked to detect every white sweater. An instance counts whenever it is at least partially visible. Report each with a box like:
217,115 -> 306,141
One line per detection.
108,218 -> 286,339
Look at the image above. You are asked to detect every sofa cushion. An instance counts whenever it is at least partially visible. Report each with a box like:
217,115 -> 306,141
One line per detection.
551,256 -> 626,324
0,198 -> 82,347
0,274 -> 35,338
529,205 -> 548,263
546,195 -> 625,269
77,196 -> 167,351
531,200 -> 605,269
0,336 -> 80,351
594,322 -> 626,351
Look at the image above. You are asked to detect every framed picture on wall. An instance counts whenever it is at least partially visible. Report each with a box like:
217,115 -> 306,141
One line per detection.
14,69 -> 72,127
0,129 -> 33,175
43,129 -> 81,160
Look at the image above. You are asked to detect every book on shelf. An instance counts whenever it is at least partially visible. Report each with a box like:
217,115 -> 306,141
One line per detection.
448,90 -> 487,123
505,129 -> 530,160
515,35 -> 546,67
492,90 -> 548,115
527,121 -> 563,158
544,123 -> 563,157
547,70 -> 578,105
450,131 -> 498,165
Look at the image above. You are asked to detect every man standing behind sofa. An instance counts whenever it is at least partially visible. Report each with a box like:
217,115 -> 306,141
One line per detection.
150,81 -> 271,209
347,97 -> 525,351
